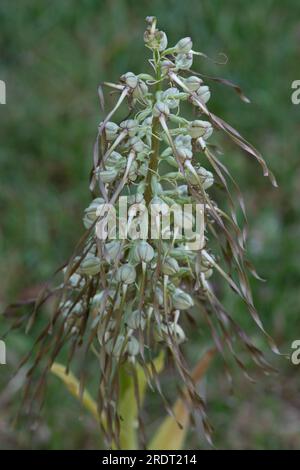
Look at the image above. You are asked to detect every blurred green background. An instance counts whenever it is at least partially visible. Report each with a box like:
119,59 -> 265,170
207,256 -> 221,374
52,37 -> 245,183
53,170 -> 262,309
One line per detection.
1,0 -> 300,449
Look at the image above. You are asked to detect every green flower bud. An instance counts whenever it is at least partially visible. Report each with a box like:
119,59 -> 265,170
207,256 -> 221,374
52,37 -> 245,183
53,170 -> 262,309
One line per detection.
116,263 -> 136,284
128,159 -> 139,181
175,52 -> 193,70
161,87 -> 180,109
160,59 -> 175,76
191,85 -> 211,105
174,134 -> 193,162
162,257 -> 179,275
121,72 -> 138,89
155,286 -> 164,306
160,322 -> 186,344
104,121 -> 119,141
129,136 -> 146,153
199,256 -> 214,279
186,166 -> 214,189
144,29 -> 168,51
203,268 -> 213,279
120,119 -> 139,137
184,76 -> 203,92
175,134 -> 192,150
127,336 -> 140,356
176,146 -> 193,161
63,269 -> 82,288
105,151 -> 126,171
83,197 -> 105,228
172,288 -> 194,310
138,162 -> 148,177
126,309 -> 146,330
105,240 -> 123,261
197,167 -> 214,189
78,255 -> 101,276
133,240 -> 154,264
188,120 -> 213,139
153,101 -> 170,118
104,335 -> 125,358
127,193 -> 145,205
133,79 -> 149,100
175,37 -> 193,54
98,168 -> 119,183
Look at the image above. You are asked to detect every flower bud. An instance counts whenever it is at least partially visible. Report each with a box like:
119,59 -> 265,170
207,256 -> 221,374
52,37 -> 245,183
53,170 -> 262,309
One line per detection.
104,335 -> 125,358
188,120 -> 213,139
160,59 -> 175,76
174,134 -> 193,161
129,136 -> 146,153
203,268 -> 213,279
106,151 -> 126,171
160,322 -> 186,344
145,15 -> 156,25
175,37 -> 193,54
161,87 -> 180,109
199,256 -> 214,279
83,197 -> 105,228
138,162 -> 148,177
91,291 -> 105,307
184,76 -> 203,92
116,263 -> 136,284
186,166 -> 214,189
162,257 -> 179,276
120,119 -> 139,137
133,79 -> 149,100
127,193 -> 145,205
155,286 -> 164,306
63,269 -> 82,288
133,240 -> 154,264
128,160 -> 139,181
197,167 -> 214,189
127,336 -> 140,356
153,101 -> 170,118
172,288 -> 194,310
120,72 -> 138,89
175,134 -> 192,150
98,167 -> 119,183
176,146 -> 193,161
78,254 -> 101,276
144,29 -> 168,51
104,121 -> 119,141
175,52 -> 193,70
126,310 -> 146,330
191,85 -> 211,105
105,240 -> 123,261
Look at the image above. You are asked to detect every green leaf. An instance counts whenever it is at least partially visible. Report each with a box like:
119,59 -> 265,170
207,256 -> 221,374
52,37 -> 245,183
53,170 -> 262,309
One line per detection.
51,362 -> 99,423
51,353 -> 165,450
119,352 -> 165,449
149,348 -> 215,450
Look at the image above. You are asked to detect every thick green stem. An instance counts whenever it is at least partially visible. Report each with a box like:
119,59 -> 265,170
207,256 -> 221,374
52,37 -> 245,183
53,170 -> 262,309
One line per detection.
144,116 -> 160,206
144,54 -> 161,207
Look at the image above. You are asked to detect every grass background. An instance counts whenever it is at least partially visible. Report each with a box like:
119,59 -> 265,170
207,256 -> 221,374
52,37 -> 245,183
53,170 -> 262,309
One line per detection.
0,0 -> 300,449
